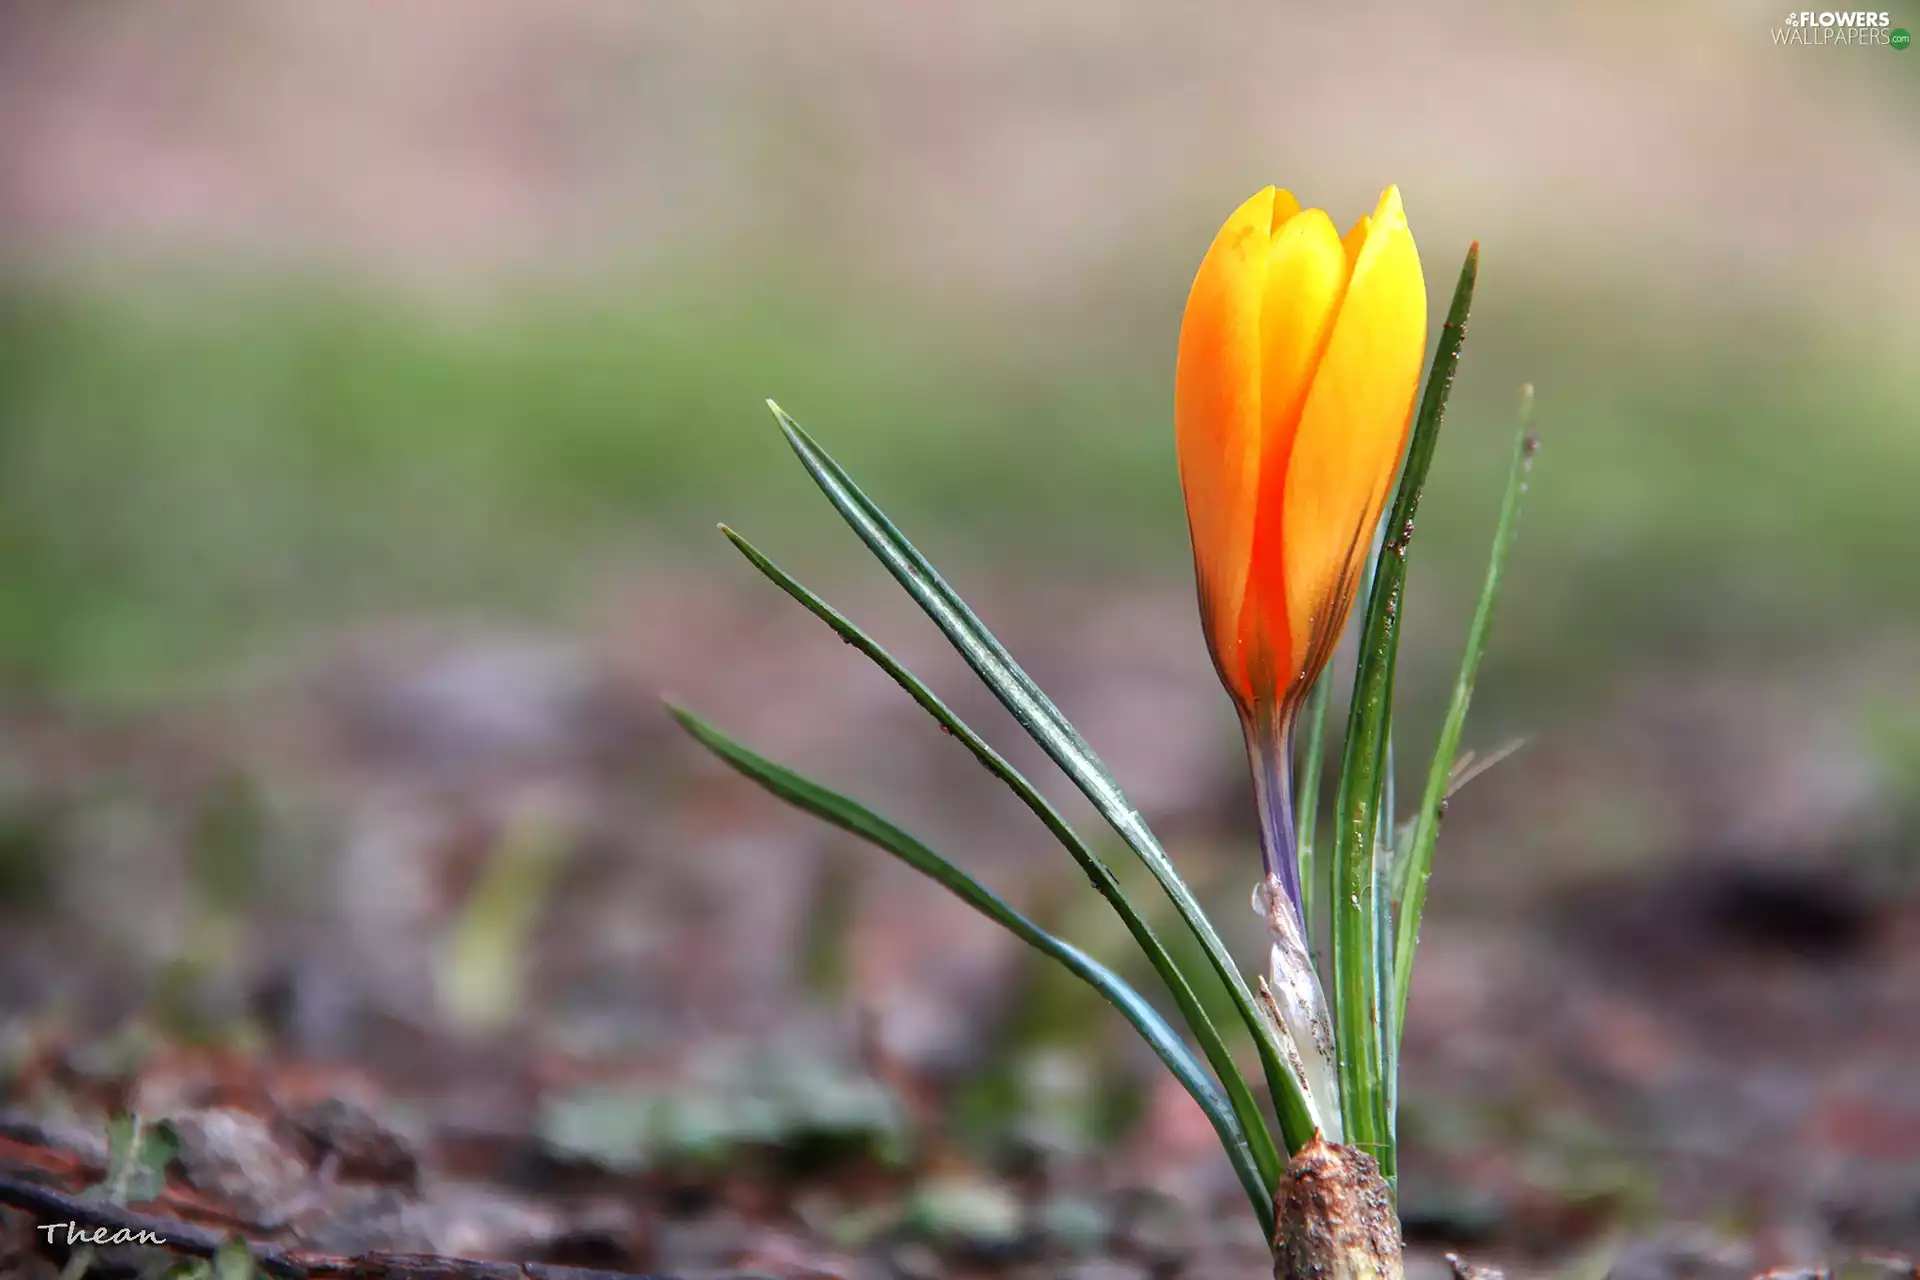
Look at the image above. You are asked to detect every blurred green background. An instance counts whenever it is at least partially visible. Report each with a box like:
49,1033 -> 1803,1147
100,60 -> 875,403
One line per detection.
1,2 -> 1913,714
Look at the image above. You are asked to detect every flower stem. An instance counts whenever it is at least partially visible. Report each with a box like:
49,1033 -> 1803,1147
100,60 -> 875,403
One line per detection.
1248,713 -> 1303,925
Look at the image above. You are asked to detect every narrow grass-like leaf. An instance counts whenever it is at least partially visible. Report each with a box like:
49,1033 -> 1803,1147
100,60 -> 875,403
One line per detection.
716,523 -> 1282,1195
1374,733 -> 1398,1153
1292,673 -> 1331,944
1356,520 -> 1402,1150
1330,243 -> 1478,1181
666,704 -> 1276,1237
767,401 -> 1324,1152
1393,387 -> 1537,1041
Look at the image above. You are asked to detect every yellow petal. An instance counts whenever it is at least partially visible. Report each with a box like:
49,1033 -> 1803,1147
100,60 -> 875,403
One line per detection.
1260,208 -> 1348,447
1342,214 -> 1370,271
1269,189 -> 1303,232
1232,207 -> 1348,702
1175,187 -> 1276,692
1279,186 -> 1427,680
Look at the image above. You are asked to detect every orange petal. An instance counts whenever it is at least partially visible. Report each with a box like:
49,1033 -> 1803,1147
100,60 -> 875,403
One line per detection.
1279,186 -> 1427,679
1175,187 -> 1276,698
1234,207 -> 1349,704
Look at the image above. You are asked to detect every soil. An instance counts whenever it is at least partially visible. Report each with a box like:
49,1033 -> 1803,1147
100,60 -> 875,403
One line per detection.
2,585 -> 1916,1279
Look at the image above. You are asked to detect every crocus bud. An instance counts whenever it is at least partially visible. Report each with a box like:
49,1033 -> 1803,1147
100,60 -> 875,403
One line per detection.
1175,184 -> 1426,909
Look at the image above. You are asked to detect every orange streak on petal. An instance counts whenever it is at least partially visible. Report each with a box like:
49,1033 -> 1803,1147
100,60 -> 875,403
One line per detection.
1175,187 -> 1276,704
1280,186 -> 1427,681
1236,207 -> 1349,706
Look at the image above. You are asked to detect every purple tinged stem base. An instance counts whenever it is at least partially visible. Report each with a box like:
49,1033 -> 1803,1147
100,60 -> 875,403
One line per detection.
1247,713 -> 1305,929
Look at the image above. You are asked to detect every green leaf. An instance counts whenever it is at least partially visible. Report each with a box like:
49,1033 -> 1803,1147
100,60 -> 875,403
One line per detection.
717,525 -> 1281,1195
212,1240 -> 256,1280
666,704 -> 1277,1239
1329,243 -> 1478,1182
65,1114 -> 179,1280
1374,731 -> 1398,1153
97,1113 -> 176,1205
1393,388 -> 1538,1040
1355,520 -> 1402,1148
1292,672 -> 1331,945
765,401 -> 1324,1154
435,800 -> 572,1034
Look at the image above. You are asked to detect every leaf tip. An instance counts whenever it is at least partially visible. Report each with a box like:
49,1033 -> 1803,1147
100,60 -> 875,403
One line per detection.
717,525 -> 762,565
766,398 -> 804,436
